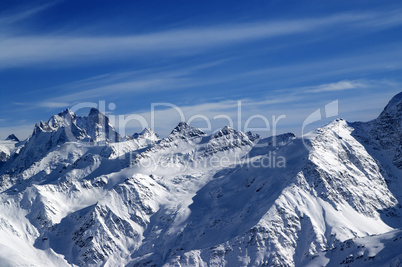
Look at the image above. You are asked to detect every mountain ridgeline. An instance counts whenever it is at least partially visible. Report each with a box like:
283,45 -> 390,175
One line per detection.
0,93 -> 401,266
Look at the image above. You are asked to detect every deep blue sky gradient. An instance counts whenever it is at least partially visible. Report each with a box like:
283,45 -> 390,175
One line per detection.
1,0 -> 402,138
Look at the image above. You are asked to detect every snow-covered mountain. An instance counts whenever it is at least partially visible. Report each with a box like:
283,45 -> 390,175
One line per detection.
0,134 -> 24,165
0,93 -> 401,266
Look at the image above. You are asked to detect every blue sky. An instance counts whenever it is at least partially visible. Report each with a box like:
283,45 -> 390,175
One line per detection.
1,0 -> 402,139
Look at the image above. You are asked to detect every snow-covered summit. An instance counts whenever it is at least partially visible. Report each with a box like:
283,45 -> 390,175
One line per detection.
381,91 -> 402,116
213,125 -> 241,138
48,108 -> 76,129
77,108 -> 121,143
133,127 -> 159,141
212,126 -> 260,144
0,108 -> 121,181
169,121 -> 206,138
34,107 -> 121,143
351,92 -> 402,170
0,92 -> 402,266
372,91 -> 402,138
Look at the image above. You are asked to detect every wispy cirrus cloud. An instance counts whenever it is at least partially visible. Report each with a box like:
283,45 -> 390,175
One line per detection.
304,80 -> 365,93
243,44 -> 402,87
5,78 -> 400,140
38,101 -> 70,108
0,3 -> 54,27
124,87 -> 401,137
27,59 -> 232,108
2,9 -> 402,69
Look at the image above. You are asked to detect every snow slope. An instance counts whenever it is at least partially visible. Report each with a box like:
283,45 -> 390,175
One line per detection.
0,92 -> 401,266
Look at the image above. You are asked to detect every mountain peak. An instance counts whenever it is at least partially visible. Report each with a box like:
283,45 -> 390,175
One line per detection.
173,121 -> 190,131
88,108 -> 101,116
87,108 -> 108,122
48,109 -> 76,129
379,91 -> 402,118
388,91 -> 402,104
1,94 -> 402,266
140,127 -> 155,135
133,127 -> 159,141
213,125 -> 242,138
59,108 -> 75,117
78,108 -> 121,142
5,134 -> 19,142
170,122 -> 206,138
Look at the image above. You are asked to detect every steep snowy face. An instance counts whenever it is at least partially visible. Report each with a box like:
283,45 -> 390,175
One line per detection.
203,126 -> 256,156
353,92 -> 401,160
133,127 -> 159,142
131,122 -> 207,165
47,109 -> 76,129
28,173 -> 169,266
36,109 -> 88,141
76,108 -> 121,143
0,135 -> 24,171
0,108 -> 122,189
0,92 -> 402,267
0,110 -> 82,178
131,124 -> 257,176
134,120 -> 397,267
351,92 -> 402,208
324,229 -> 402,266
39,107 -> 122,144
381,91 -> 402,117
0,140 -> 19,163
368,92 -> 401,149
305,119 -> 396,217
169,121 -> 206,139
371,92 -> 402,167
102,128 -> 160,160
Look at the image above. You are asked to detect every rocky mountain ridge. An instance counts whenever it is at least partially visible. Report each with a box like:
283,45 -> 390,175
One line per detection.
0,93 -> 401,266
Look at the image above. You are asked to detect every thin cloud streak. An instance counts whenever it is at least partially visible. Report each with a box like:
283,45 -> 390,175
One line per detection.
2,10 -> 402,68
304,80 -> 365,93
32,60 -> 233,106
242,45 -> 402,87
118,78 -> 400,137
38,101 -> 71,108
0,3 -> 54,27
4,80 -> 399,140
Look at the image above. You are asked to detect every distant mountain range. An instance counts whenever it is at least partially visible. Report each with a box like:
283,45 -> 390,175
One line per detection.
0,92 -> 401,266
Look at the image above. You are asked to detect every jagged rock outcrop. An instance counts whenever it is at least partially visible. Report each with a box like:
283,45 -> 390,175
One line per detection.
6,134 -> 19,142
0,92 -> 401,266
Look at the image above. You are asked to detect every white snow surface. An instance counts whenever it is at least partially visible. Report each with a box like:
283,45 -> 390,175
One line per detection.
0,92 -> 401,266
